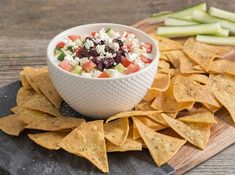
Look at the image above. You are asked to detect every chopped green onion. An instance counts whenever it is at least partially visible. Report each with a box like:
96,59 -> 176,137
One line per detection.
209,7 -> 235,23
67,46 -> 73,52
148,2 -> 206,24
192,10 -> 235,34
164,17 -> 199,26
196,35 -> 235,46
156,23 -> 222,38
57,52 -> 65,61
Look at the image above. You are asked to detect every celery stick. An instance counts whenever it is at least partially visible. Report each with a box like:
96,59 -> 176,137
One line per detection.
152,11 -> 172,17
156,23 -> 222,38
164,17 -> 199,26
148,2 -> 206,24
214,28 -> 229,37
192,10 -> 235,34
209,7 -> 235,22
196,35 -> 235,46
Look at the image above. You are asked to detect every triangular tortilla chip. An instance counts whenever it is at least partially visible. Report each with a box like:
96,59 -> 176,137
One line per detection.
133,118 -> 186,166
22,94 -> 60,116
143,88 -> 161,101
0,114 -> 25,136
137,101 -> 154,111
28,132 -> 68,150
59,120 -> 109,173
209,59 -> 235,76
19,108 -> 51,125
159,51 -> 169,61
185,74 -> 209,85
23,66 -> 48,94
104,117 -> 129,146
178,110 -> 217,124
173,76 -> 220,107
16,87 -> 36,106
20,71 -> 31,89
166,51 -> 180,69
158,60 -> 170,69
164,115 -> 211,149
31,72 -> 62,109
210,74 -> 235,124
11,106 -> 26,114
26,115 -> 85,131
152,73 -> 171,92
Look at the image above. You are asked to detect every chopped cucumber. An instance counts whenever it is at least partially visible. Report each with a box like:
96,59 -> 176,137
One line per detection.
55,48 -> 62,56
106,28 -> 115,37
192,10 -> 235,34
164,17 -> 199,26
74,39 -> 83,46
57,52 -> 65,61
209,7 -> 235,23
156,23 -> 222,38
115,63 -> 126,73
72,65 -> 83,74
196,35 -> 235,46
148,2 -> 206,24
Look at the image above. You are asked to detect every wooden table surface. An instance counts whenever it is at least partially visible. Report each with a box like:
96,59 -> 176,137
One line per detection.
0,0 -> 234,174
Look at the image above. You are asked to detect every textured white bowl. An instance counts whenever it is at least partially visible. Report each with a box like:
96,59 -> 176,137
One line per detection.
47,23 -> 159,119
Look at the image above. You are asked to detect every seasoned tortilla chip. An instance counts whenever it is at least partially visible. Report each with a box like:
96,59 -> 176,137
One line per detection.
152,73 -> 171,92
20,71 -> 31,89
106,111 -> 162,123
26,115 -> 85,131
158,68 -> 180,75
133,118 -> 186,166
11,106 -> 26,114
209,59 -> 235,76
137,101 -> 154,111
0,114 -> 25,136
31,72 -> 62,109
22,94 -> 60,116
23,67 -> 48,94
164,115 -> 210,149
183,38 -> 229,71
160,51 -> 169,61
19,108 -> 51,124
186,74 -> 209,85
59,120 -> 109,173
132,116 -> 167,140
158,60 -> 170,70
178,110 -> 217,124
16,87 -> 36,106
28,132 -> 68,150
151,79 -> 193,113
147,113 -> 169,126
150,34 -> 182,51
104,117 -> 129,145
210,74 -> 235,124
166,51 -> 180,69
173,76 -> 220,107
202,103 -> 221,113
143,88 -> 160,101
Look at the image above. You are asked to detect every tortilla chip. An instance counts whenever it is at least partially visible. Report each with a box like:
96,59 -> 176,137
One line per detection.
166,51 -> 180,69
16,87 -> 36,106
28,132 -> 68,150
20,71 -> 31,89
158,68 -> 179,75
186,74 -> 209,85
152,73 -> 171,92
210,74 -> 235,124
106,111 -> 162,123
160,51 -> 169,61
31,72 -> 62,109
150,34 -> 182,51
59,120 -> 109,173
158,60 -> 170,70
178,110 -> 217,124
19,108 -> 51,125
132,116 -> 167,140
209,59 -> 235,76
164,115 -> 210,149
143,88 -> 160,101
137,101 -> 154,111
104,117 -> 129,145
133,118 -> 186,166
0,114 -> 25,136
22,94 -> 60,116
147,113 -> 169,126
151,79 -> 193,112
26,115 -> 85,131
23,66 -> 48,94
11,106 -> 26,114
173,76 -> 220,107
183,38 -> 229,71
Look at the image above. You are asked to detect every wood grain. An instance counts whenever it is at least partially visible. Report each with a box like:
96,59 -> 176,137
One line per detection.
0,0 -> 235,174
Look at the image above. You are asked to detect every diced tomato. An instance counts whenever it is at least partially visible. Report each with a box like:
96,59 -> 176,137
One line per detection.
82,61 -> 96,72
75,46 -> 83,57
124,64 -> 140,75
121,56 -> 132,67
98,71 -> 110,78
58,60 -> 73,72
68,35 -> 81,42
140,55 -> 152,63
140,43 -> 152,53
91,32 -> 97,37
124,31 -> 132,38
126,42 -> 133,52
56,41 -> 65,48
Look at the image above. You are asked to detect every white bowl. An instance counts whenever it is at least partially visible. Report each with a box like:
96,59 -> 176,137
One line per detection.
47,23 -> 159,119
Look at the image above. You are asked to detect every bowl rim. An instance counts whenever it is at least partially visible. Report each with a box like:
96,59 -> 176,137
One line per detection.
47,23 -> 159,81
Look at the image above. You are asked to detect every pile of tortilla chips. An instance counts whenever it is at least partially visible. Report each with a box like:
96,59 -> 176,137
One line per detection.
0,35 -> 235,173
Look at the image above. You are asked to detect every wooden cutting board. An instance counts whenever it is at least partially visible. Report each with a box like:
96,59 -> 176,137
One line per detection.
133,18 -> 235,175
